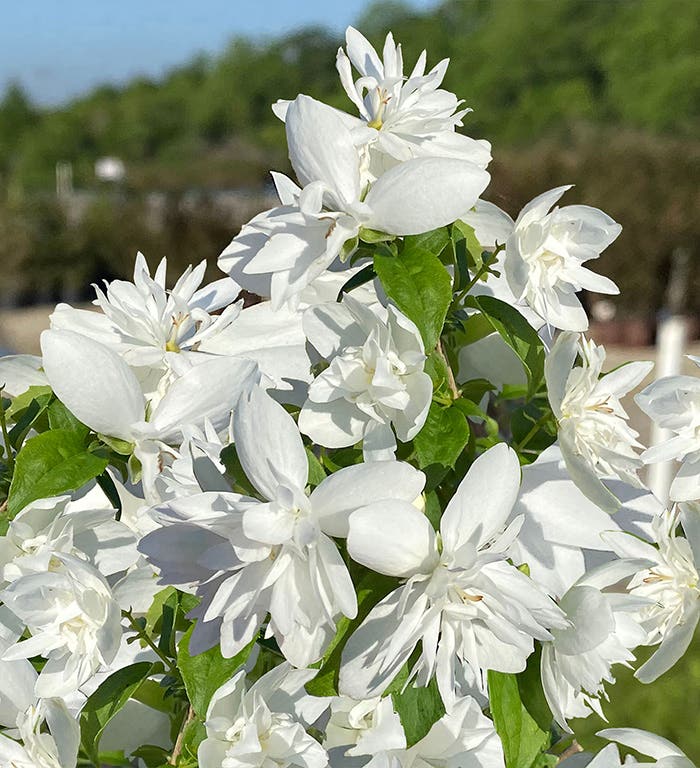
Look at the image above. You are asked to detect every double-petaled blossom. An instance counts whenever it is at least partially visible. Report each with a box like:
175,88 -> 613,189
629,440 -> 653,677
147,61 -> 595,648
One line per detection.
198,663 -> 330,768
636,356 -> 700,502
300,295 -> 432,460
500,187 -> 620,331
545,332 -> 653,512
0,553 -> 122,697
219,95 -> 490,309
607,504 -> 700,683
139,386 -> 426,667
0,494 -> 138,585
325,694 -> 504,768
341,444 -> 566,705
332,27 -> 491,178
51,253 -> 241,370
540,561 -> 649,729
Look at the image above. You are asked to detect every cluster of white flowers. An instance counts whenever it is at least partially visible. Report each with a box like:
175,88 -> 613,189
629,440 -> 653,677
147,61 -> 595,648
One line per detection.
0,25 -> 696,768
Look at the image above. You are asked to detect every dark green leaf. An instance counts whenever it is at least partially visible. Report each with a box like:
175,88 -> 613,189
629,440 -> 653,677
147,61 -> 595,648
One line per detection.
177,624 -> 256,719
8,429 -> 109,517
517,645 -> 554,733
392,676 -> 446,748
131,745 -> 171,768
80,661 -> 161,764
414,402 -> 470,471
336,264 -> 376,300
374,247 -> 452,351
467,295 -> 546,398
488,670 -> 550,768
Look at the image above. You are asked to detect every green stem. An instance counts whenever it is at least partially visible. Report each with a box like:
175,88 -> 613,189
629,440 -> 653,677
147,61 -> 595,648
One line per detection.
0,387 -> 14,474
122,609 -> 177,673
515,413 -> 552,451
453,245 -> 504,305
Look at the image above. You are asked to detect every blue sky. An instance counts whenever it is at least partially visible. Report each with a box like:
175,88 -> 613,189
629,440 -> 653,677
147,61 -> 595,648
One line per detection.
1,0 -> 437,106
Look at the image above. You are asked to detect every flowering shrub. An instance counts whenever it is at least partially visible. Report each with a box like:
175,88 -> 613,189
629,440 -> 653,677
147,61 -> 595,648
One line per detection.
0,26 -> 697,768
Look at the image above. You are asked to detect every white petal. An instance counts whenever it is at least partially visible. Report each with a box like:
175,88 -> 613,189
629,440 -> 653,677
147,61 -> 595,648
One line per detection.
347,501 -> 437,577
441,443 -> 521,553
544,332 -> 579,418
365,157 -> 490,236
635,605 -> 700,683
310,460 -> 425,537
41,329 -> 144,441
234,385 -> 308,498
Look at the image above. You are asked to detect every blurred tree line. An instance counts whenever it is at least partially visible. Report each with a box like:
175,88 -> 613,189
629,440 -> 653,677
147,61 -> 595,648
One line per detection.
0,0 -> 698,315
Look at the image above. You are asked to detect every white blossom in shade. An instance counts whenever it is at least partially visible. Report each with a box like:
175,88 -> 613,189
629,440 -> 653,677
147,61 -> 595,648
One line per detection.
300,295 -> 432,461
546,332 -> 653,513
332,27 -> 491,175
636,357 -> 700,502
198,663 -> 330,768
0,553 -> 122,697
341,444 -> 566,705
0,494 -> 138,585
51,252 -> 242,370
0,354 -> 48,397
139,386 -> 426,667
324,696 -> 406,757
509,444 -> 658,598
606,504 -> 700,684
502,186 -> 621,331
540,560 -> 649,730
0,697 -> 80,768
590,728 -> 694,768
325,695 -> 503,768
219,95 -> 490,310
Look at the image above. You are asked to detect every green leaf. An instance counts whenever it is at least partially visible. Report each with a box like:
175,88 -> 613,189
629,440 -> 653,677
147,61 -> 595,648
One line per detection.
305,447 -> 327,487
130,744 -> 171,768
177,623 -> 256,719
374,247 -> 452,351
392,676 -> 446,748
80,661 -> 161,764
5,385 -> 52,420
7,429 -> 109,517
336,264 -> 376,300
467,295 -> 546,398
306,569 -> 395,697
179,717 -> 207,765
488,669 -> 550,768
413,402 -> 470,471
403,226 -> 450,258
359,227 -> 396,243
46,397 -> 89,436
517,645 -> 554,733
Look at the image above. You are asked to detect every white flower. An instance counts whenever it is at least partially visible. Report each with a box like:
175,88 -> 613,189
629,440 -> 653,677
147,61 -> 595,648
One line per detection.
636,357 -> 700,502
540,561 -> 648,730
608,504 -> 700,683
300,295 -> 432,460
0,553 -> 122,697
51,252 -> 241,369
198,663 -> 330,768
139,386 -> 426,667
503,187 -> 621,331
325,695 -> 503,768
333,27 -> 491,175
546,332 -> 653,512
219,96 -> 489,310
569,728 -> 694,768
325,696 -> 405,756
0,494 -> 138,584
341,444 -> 566,705
509,444 -> 658,598
40,329 -> 259,496
0,697 -> 79,768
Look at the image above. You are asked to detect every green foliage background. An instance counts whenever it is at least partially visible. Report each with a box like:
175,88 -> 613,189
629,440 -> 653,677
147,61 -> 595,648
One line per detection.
0,0 -> 698,313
